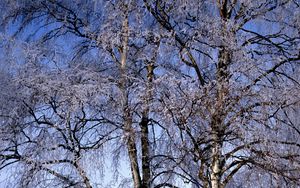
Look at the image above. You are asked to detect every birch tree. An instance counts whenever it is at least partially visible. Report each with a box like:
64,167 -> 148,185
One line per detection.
0,0 -> 299,188
142,0 -> 300,187
1,1 -> 159,187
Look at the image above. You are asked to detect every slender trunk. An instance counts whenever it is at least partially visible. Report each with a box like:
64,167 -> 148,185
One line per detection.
210,119 -> 222,188
210,49 -> 230,188
126,113 -> 142,188
120,6 -> 142,188
140,116 -> 150,188
211,157 -> 221,188
140,62 -> 154,188
210,30 -> 230,188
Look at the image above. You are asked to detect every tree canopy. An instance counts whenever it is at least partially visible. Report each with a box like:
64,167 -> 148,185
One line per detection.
0,0 -> 299,188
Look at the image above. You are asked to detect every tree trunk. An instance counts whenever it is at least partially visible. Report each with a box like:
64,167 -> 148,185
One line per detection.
120,6 -> 142,188
210,18 -> 231,187
140,62 -> 155,188
210,102 -> 225,188
126,115 -> 142,188
210,123 -> 222,188
140,116 -> 150,188
209,49 -> 230,188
